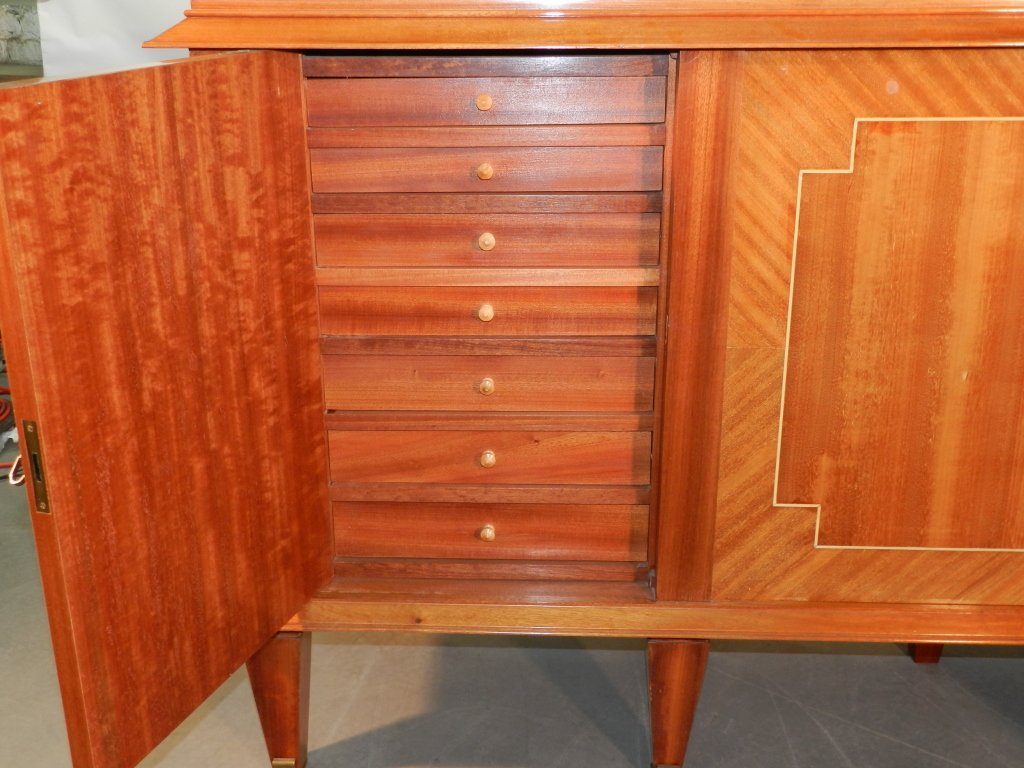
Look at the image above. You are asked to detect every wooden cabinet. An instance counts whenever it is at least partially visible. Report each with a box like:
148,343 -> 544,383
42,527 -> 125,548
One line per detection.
2,3 -> 1024,767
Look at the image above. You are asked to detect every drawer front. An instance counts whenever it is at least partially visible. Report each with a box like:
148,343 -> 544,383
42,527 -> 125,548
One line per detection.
333,502 -> 649,561
323,355 -> 656,412
329,430 -> 652,485
314,213 -> 661,268
319,286 -> 658,337
310,147 -> 664,194
306,77 -> 666,127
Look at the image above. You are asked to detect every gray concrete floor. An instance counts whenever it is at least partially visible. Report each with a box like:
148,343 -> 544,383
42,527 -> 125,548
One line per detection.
3,464 -> 1024,767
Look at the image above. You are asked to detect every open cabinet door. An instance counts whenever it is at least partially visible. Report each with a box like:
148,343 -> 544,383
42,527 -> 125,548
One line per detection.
0,52 -> 331,767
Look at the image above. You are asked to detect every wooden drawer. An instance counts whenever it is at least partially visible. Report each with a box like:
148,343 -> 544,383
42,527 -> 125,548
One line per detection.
333,502 -> 649,561
314,213 -> 661,267
309,147 -> 664,194
329,430 -> 652,485
319,286 -> 657,337
305,77 -> 666,127
323,355 -> 656,412
317,286 -> 655,335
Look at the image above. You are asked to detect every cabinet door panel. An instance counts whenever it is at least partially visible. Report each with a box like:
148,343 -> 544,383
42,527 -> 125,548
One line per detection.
684,48 -> 1024,605
0,52 -> 329,768
779,120 -> 1024,550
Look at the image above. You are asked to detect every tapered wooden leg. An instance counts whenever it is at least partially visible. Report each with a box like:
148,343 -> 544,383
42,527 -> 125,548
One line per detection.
909,643 -> 944,664
246,631 -> 311,768
647,639 -> 710,768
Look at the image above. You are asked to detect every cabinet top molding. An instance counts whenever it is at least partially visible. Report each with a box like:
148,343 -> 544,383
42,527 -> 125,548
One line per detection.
148,0 -> 1024,49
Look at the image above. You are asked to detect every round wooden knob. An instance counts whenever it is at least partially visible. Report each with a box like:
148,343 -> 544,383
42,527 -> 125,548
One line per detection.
477,304 -> 495,322
479,450 -> 497,468
478,232 -> 497,251
478,377 -> 496,396
478,524 -> 497,542
475,93 -> 494,111
476,162 -> 494,181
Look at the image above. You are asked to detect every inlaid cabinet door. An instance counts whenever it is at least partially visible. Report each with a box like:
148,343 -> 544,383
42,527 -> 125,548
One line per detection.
673,49 -> 1024,605
0,52 -> 329,768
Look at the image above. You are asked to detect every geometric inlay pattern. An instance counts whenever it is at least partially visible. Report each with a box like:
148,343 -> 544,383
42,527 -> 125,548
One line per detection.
776,119 -> 1024,551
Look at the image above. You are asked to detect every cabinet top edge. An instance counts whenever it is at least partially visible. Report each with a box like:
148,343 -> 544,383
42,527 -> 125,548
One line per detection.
147,1 -> 1024,49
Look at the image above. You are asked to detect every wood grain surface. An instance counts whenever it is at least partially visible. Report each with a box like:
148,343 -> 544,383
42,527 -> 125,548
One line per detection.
310,146 -> 664,193
307,125 -> 666,148
329,430 -> 652,485
148,1 -> 1024,50
307,50 -> 667,594
331,558 -> 649,583
333,502 -> 649,561
703,49 -> 1024,605
312,192 -> 662,214
302,54 -> 669,78
315,267 -> 659,287
0,52 -> 329,768
320,336 -> 656,357
246,632 -> 311,768
648,639 -> 709,767
322,355 -> 655,412
329,481 -> 650,505
318,286 -> 658,336
313,212 -> 661,267
306,76 -> 665,126
292,589 -> 1024,644
652,51 -> 736,601
778,120 -> 1024,550
14,20 -> 1024,768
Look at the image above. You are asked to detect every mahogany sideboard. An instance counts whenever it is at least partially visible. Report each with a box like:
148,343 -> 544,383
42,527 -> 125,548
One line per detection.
2,2 -> 1024,766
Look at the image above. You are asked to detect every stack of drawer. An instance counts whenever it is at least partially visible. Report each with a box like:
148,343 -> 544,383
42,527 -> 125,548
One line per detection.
304,54 -> 671,581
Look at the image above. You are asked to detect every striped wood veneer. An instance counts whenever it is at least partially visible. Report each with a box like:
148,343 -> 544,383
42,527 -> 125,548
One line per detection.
710,49 -> 1024,604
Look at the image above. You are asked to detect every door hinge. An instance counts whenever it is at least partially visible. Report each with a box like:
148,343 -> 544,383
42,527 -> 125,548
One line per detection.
22,421 -> 49,513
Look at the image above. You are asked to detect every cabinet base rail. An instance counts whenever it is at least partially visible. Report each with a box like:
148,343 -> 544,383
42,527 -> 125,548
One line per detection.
287,583 -> 1024,645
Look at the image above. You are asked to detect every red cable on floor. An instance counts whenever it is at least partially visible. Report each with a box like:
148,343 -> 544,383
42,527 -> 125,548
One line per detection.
0,382 -> 14,469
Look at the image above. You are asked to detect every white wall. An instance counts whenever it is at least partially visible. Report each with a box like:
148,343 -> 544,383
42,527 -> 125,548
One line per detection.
38,0 -> 189,77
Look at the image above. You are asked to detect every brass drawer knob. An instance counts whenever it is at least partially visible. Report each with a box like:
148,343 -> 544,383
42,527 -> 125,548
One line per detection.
479,450 -> 497,468
478,524 -> 497,542
476,162 -> 494,181
478,232 -> 497,251
475,93 -> 494,111
478,377 -> 496,396
477,303 -> 495,322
